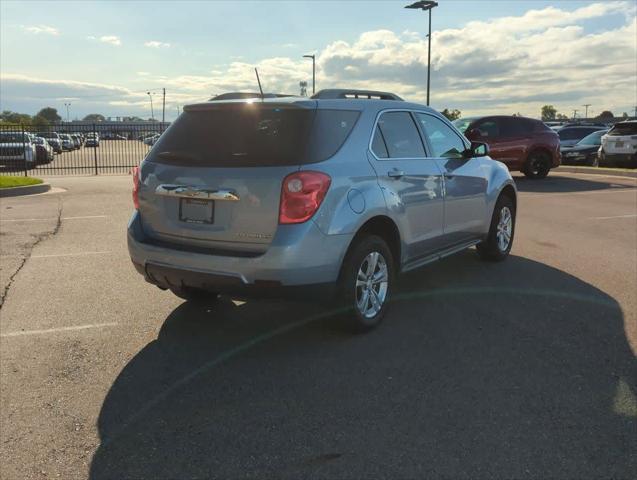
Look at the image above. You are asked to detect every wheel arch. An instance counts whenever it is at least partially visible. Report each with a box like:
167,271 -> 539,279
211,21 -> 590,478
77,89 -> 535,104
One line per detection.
345,215 -> 402,269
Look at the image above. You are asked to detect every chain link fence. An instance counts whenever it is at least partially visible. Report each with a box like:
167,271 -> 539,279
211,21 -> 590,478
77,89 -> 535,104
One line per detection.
0,122 -> 169,176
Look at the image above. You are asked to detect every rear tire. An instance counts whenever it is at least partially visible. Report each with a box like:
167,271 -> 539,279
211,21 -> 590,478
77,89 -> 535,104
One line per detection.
477,194 -> 515,262
170,286 -> 219,304
523,151 -> 551,179
337,235 -> 395,333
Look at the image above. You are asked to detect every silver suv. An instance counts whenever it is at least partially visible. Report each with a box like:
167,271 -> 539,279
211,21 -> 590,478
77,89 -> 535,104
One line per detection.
128,89 -> 517,331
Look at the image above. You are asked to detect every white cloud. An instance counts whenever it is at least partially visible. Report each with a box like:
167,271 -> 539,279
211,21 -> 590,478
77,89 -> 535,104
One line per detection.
144,40 -> 170,48
87,35 -> 122,46
23,25 -> 59,36
136,71 -> 150,76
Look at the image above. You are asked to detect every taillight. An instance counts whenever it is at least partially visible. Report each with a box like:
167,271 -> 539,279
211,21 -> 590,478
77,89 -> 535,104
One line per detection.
279,171 -> 331,224
132,166 -> 141,209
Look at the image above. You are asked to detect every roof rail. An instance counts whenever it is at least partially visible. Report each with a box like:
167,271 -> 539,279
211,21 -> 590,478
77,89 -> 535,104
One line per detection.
311,89 -> 403,101
209,92 -> 294,101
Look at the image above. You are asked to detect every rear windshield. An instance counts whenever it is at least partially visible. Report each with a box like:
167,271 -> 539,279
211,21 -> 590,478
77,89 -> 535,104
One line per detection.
150,105 -> 360,167
608,123 -> 637,136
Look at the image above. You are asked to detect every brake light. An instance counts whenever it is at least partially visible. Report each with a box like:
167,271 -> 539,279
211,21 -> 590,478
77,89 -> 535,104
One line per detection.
132,166 -> 141,209
279,171 -> 331,224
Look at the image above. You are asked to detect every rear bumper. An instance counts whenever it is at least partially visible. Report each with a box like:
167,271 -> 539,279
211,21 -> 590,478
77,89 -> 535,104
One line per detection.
600,152 -> 637,167
127,211 -> 352,298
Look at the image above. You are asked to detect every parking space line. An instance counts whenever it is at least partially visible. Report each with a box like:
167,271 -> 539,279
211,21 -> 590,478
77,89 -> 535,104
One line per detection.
519,188 -> 636,198
589,214 -> 637,220
1,215 -> 108,223
1,322 -> 118,338
31,251 -> 112,259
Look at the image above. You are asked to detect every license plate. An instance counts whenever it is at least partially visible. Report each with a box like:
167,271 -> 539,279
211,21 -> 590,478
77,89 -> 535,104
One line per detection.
179,198 -> 214,224
615,141 -> 624,148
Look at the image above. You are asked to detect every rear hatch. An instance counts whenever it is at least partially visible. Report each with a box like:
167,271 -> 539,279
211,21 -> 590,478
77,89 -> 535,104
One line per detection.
138,100 -> 317,254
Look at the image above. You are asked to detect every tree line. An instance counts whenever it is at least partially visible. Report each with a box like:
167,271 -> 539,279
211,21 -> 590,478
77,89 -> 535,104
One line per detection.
0,108 -> 151,125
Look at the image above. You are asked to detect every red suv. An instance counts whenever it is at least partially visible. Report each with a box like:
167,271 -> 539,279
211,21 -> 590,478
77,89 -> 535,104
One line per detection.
454,116 -> 561,179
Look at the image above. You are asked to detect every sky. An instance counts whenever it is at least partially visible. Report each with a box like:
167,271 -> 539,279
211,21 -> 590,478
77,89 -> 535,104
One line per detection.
1,0 -> 636,121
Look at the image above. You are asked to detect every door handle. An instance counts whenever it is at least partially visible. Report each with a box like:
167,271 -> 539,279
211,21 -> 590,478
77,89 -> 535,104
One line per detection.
387,169 -> 404,178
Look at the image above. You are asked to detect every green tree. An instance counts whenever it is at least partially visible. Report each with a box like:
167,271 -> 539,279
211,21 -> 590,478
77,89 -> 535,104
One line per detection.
556,113 -> 569,120
597,110 -> 614,120
541,105 -> 557,121
36,107 -> 61,123
32,115 -> 49,128
82,113 -> 106,122
0,110 -> 32,124
441,108 -> 461,121
622,112 -> 628,118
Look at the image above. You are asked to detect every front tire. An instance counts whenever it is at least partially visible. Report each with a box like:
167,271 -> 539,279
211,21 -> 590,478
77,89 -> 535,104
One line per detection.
337,235 -> 395,333
477,194 -> 515,261
523,151 -> 551,179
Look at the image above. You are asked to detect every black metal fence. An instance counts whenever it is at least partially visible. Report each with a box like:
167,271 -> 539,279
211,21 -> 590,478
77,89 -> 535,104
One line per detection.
0,122 -> 169,176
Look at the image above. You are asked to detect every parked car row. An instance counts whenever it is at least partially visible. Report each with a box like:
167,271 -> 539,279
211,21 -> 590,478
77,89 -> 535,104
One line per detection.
0,130 -> 100,169
559,121 -> 637,167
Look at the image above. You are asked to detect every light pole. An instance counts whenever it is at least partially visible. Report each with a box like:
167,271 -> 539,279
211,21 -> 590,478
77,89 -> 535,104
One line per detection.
146,92 -> 155,121
582,104 -> 591,119
303,54 -> 315,95
64,102 -> 71,122
405,1 -> 438,106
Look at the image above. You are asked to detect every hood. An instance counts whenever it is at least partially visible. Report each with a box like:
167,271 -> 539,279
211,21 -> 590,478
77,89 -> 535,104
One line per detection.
561,144 -> 599,154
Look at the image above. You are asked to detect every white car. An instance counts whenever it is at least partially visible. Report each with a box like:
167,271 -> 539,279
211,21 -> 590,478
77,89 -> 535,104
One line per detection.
599,120 -> 637,168
0,132 -> 36,169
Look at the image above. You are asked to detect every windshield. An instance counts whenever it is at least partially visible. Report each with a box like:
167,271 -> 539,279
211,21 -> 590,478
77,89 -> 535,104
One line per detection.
577,130 -> 608,146
0,133 -> 27,143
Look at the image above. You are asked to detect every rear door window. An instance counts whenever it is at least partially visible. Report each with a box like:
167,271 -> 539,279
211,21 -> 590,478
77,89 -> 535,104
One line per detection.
473,119 -> 500,138
375,111 -> 426,158
371,125 -> 389,158
501,118 -> 533,137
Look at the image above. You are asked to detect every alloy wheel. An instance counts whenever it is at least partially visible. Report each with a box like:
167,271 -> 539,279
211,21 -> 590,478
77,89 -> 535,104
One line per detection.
355,251 -> 389,318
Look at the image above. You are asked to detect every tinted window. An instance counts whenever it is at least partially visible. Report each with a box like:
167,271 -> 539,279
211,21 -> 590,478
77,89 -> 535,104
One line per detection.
558,128 -> 583,140
578,130 -> 608,145
608,123 -> 637,136
306,109 -> 360,161
150,106 -> 358,167
376,112 -> 425,158
416,113 -> 466,158
371,125 -> 389,158
473,119 -> 499,138
501,118 -> 533,137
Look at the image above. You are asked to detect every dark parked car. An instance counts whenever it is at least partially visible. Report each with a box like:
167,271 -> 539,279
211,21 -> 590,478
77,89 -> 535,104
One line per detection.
454,115 -> 560,179
556,125 -> 607,147
561,129 -> 608,166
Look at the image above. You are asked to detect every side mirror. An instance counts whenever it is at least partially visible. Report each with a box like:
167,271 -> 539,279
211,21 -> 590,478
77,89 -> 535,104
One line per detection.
464,141 -> 489,158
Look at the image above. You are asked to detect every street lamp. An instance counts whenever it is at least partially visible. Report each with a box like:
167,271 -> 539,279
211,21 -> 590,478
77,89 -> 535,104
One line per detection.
405,0 -> 438,106
64,102 -> 71,122
146,91 -> 155,121
303,54 -> 315,95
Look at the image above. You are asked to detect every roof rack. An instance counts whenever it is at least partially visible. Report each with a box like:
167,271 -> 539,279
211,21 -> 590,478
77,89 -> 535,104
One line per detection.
311,89 -> 403,101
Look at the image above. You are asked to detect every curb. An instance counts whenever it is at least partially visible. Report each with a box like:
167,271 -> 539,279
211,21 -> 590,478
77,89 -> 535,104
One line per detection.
555,166 -> 637,179
0,183 -> 51,198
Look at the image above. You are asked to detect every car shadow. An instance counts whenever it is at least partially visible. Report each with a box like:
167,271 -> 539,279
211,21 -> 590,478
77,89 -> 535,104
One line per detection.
513,173 -> 636,193
89,253 -> 636,479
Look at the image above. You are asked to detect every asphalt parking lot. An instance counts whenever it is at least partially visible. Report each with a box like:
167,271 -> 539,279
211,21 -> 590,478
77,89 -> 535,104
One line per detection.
0,171 -> 636,479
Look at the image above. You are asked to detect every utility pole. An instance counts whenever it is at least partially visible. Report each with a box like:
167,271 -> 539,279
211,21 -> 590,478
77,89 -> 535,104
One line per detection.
303,55 -> 315,94
582,104 -> 591,119
572,109 -> 578,120
405,1 -> 439,106
162,88 -> 166,124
